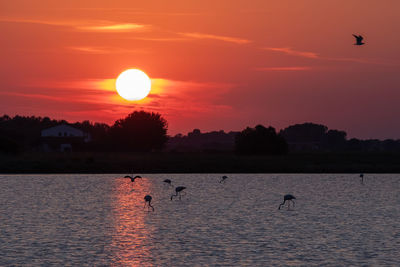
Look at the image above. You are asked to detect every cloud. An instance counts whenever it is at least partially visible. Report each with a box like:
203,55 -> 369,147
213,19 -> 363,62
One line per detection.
19,76 -> 235,121
179,32 -> 252,44
0,92 -> 67,102
262,47 -> 318,58
20,76 -> 234,107
0,17 -> 148,32
5,76 -> 239,132
76,23 -> 146,32
67,46 -> 147,54
261,46 -> 397,65
255,66 -> 312,71
131,37 -> 191,42
321,56 -> 397,65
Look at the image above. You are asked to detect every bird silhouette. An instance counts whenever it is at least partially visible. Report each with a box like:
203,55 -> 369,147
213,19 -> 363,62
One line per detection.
124,175 -> 142,182
278,194 -> 296,210
163,179 -> 173,186
144,195 -> 154,211
360,173 -> 364,183
171,186 -> 186,200
219,175 -> 228,183
353,34 -> 365,45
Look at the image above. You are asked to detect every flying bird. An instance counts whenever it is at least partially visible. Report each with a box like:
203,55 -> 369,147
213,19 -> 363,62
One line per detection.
144,195 -> 154,211
353,34 -> 365,45
171,186 -> 186,200
220,175 -> 228,183
124,175 -> 142,182
278,194 -> 296,210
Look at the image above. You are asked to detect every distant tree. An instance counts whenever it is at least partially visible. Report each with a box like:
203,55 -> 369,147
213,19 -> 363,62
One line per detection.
235,125 -> 288,155
109,111 -> 168,151
346,138 -> 363,151
382,139 -> 400,152
0,114 -> 114,152
166,129 -> 238,152
0,135 -> 19,154
280,123 -> 328,144
322,129 -> 347,150
0,114 -> 60,151
188,129 -> 201,138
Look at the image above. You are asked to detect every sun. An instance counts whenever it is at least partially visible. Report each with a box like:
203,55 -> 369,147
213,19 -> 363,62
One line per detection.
115,69 -> 151,101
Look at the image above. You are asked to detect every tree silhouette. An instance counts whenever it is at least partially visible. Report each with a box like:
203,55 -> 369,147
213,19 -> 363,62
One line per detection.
235,125 -> 288,155
280,123 -> 328,144
322,129 -> 347,151
280,123 -> 349,151
109,111 -> 168,152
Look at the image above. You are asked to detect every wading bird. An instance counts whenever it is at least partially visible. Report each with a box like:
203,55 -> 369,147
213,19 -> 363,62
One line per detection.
353,34 -> 365,45
220,175 -> 228,183
360,173 -> 364,183
171,186 -> 186,200
124,175 -> 142,182
163,179 -> 172,186
278,194 -> 296,210
144,195 -> 154,211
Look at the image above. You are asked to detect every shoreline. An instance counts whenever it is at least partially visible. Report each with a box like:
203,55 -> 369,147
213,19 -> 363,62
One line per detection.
1,152 -> 400,174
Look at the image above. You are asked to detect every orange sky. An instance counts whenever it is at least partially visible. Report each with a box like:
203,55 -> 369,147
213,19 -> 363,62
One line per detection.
1,0 -> 400,139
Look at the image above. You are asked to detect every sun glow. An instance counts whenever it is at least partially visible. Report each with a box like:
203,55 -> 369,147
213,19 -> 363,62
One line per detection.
115,69 -> 151,101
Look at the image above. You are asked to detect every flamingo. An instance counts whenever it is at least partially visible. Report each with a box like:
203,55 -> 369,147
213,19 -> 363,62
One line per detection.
163,179 -> 173,186
144,195 -> 154,211
278,194 -> 296,210
219,175 -> 228,183
171,186 -> 186,200
360,173 -> 364,183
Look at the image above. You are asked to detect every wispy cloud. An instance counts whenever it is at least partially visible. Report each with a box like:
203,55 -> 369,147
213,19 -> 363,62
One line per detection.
0,17 -> 148,32
0,92 -> 67,102
76,23 -> 146,32
321,56 -> 396,65
131,37 -> 191,42
262,47 -> 318,58
0,17 -> 70,27
261,46 -> 397,65
179,32 -> 252,44
255,66 -> 312,71
6,76 -> 237,130
20,77 -> 235,118
67,46 -> 147,54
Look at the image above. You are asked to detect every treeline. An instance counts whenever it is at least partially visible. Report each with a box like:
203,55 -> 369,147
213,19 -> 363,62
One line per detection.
0,111 -> 167,153
1,112 -> 399,155
168,123 -> 400,154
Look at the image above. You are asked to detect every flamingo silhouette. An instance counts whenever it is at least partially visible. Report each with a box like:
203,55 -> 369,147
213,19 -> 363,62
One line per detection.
124,175 -> 142,182
220,175 -> 228,183
163,179 -> 173,186
144,195 -> 154,211
278,194 -> 296,210
171,186 -> 186,200
353,34 -> 365,45
360,173 -> 364,183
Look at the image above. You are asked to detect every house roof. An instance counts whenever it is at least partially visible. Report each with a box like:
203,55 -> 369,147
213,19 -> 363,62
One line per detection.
41,124 -> 85,137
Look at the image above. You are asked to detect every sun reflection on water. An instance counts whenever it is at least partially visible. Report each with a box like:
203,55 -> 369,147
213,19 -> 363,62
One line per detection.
111,177 -> 154,266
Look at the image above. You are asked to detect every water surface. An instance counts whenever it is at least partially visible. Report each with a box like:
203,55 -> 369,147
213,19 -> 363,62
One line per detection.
1,174 -> 399,266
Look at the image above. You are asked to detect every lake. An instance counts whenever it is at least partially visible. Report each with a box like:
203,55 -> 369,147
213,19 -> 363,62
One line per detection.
0,174 -> 399,266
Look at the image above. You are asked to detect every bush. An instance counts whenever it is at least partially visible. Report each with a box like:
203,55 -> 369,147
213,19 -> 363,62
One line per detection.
235,125 -> 288,155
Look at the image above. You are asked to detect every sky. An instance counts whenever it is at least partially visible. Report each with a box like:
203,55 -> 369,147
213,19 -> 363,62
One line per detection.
1,0 -> 400,139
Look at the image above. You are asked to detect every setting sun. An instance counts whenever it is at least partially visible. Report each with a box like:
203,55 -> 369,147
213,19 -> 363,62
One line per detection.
115,69 -> 151,101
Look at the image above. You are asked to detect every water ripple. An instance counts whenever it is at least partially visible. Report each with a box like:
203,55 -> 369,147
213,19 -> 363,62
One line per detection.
0,174 -> 399,266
